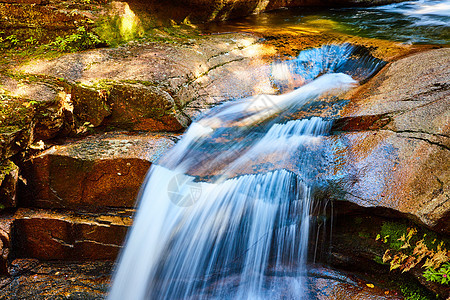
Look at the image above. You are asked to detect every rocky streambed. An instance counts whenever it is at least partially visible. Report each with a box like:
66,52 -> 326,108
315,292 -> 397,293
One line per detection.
0,1 -> 449,299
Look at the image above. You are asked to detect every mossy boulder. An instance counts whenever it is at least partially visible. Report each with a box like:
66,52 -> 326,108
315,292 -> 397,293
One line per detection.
0,76 -> 73,155
71,84 -> 112,127
0,96 -> 35,159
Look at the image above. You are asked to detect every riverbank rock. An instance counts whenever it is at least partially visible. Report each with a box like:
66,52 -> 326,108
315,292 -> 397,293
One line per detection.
0,74 -> 72,159
333,48 -> 450,232
0,260 -> 112,299
17,32 -> 276,121
11,208 -> 132,260
20,132 -> 178,211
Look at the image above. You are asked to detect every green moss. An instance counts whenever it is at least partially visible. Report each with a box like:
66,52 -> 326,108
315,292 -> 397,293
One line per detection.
95,14 -> 145,46
0,96 -> 34,130
0,160 -> 18,182
81,80 -> 115,91
397,278 -> 437,300
120,80 -> 158,87
373,255 -> 386,265
380,221 -> 448,252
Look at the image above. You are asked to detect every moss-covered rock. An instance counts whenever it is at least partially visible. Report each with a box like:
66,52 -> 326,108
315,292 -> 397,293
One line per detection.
0,96 -> 35,159
71,84 -> 112,127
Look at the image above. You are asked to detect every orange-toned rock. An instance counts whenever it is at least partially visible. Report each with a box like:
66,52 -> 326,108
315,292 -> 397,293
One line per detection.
12,208 -> 132,260
20,132 -> 178,210
334,48 -> 450,232
2,260 -> 112,298
71,84 -> 111,128
107,82 -> 190,131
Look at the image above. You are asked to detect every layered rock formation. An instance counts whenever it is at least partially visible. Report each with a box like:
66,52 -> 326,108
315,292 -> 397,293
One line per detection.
0,31 -> 277,298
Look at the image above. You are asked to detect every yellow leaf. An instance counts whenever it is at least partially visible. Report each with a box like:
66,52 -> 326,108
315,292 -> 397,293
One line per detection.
406,227 -> 417,242
413,240 -> 430,263
390,255 -> 403,271
398,234 -> 406,242
400,241 -> 411,249
429,249 -> 450,269
383,250 -> 392,263
400,256 -> 418,273
423,257 -> 434,269
366,283 -> 374,288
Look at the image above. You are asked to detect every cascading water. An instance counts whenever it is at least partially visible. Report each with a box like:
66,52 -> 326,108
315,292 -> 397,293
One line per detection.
108,44 -> 386,300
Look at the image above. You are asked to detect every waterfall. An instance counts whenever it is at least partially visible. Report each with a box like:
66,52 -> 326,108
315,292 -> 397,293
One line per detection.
108,44 -> 386,300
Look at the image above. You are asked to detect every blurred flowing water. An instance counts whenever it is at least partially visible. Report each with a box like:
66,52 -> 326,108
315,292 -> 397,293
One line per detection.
108,44 -> 387,299
202,0 -> 450,44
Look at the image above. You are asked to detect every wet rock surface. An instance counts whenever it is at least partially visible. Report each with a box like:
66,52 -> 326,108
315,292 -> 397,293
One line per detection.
17,33 -> 276,121
20,132 -> 178,210
12,208 -> 132,260
0,260 -> 112,299
334,48 -> 450,232
130,0 -> 407,23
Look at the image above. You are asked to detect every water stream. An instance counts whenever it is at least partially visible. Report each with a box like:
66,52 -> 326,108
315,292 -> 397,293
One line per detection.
203,0 -> 450,44
108,44 -> 386,299
109,1 -> 449,299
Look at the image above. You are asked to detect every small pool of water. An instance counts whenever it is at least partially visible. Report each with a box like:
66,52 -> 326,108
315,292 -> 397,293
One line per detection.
203,0 -> 450,45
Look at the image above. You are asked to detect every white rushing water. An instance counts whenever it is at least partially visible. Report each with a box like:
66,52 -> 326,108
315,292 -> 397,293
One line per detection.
108,44 -> 386,300
372,0 -> 450,26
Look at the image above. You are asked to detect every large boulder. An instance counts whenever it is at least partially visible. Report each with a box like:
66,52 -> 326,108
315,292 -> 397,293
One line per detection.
107,82 -> 190,131
0,75 -> 72,151
18,33 -> 276,122
333,48 -> 450,232
20,132 -> 178,211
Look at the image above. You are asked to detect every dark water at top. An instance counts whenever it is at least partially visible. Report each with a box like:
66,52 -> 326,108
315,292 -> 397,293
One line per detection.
204,0 -> 450,44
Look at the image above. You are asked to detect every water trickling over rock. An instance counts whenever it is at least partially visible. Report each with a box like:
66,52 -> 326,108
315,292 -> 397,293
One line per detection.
108,44 -> 387,300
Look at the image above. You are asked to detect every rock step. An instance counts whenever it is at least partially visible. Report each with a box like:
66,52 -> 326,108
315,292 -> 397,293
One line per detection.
20,132 -> 178,211
11,208 -> 133,261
